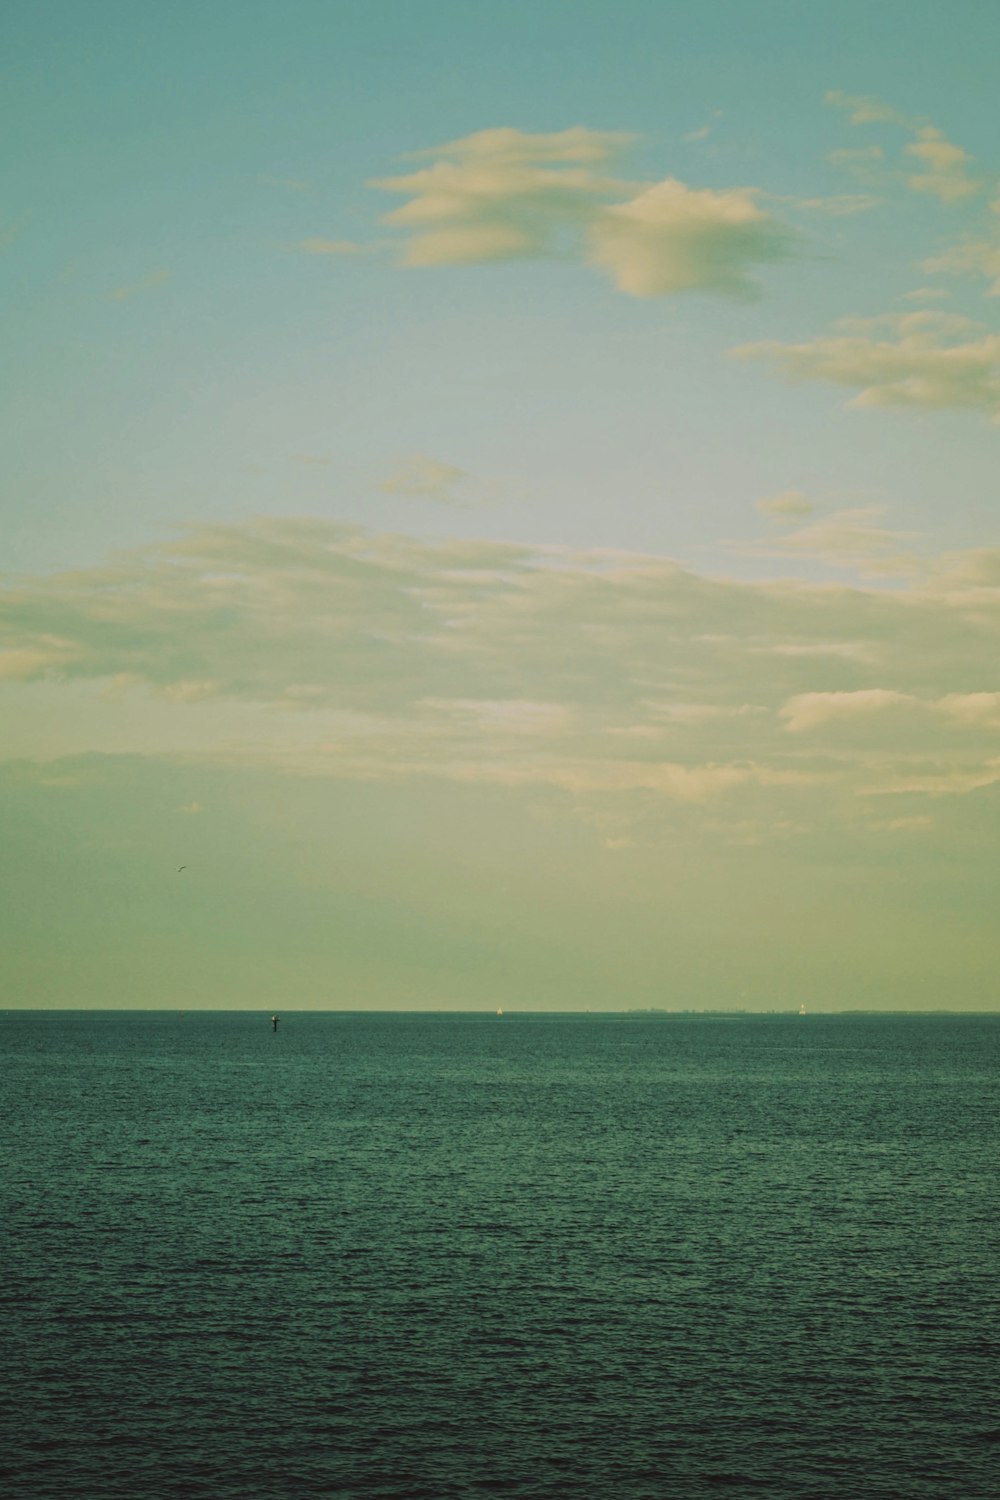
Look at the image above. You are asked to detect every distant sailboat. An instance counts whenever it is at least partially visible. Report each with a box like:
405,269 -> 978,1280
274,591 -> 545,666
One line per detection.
496,1007 -> 504,1017
799,1003 -> 806,1016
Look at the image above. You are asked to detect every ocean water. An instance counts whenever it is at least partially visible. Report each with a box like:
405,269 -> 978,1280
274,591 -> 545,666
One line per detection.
2,1010 -> 999,1500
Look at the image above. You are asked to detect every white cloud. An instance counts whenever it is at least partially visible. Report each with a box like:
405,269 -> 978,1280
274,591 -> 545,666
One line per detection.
420,697 -> 572,736
925,199 -> 1000,295
827,145 -> 885,170
927,237 -> 1000,295
826,94 -> 982,204
757,490 -> 815,522
741,505 -> 923,578
682,110 -> 723,145
781,689 -> 917,732
0,636 -> 81,678
588,179 -> 795,300
108,268 -> 170,301
260,174 -> 310,192
3,519 -> 1000,837
0,213 -> 31,251
296,238 -> 369,256
938,692 -> 1000,727
825,91 -> 914,128
792,193 -> 881,217
381,454 -> 479,506
408,126 -> 636,166
906,127 -> 981,202
781,688 -> 1000,738
373,127 -> 631,267
372,127 -> 794,298
734,312 -> 1000,422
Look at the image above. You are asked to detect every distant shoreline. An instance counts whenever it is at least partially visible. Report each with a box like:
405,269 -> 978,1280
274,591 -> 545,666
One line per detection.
4,1007 -> 999,1018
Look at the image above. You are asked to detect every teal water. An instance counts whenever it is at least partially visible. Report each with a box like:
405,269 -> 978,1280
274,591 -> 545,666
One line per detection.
3,1011 -> 999,1498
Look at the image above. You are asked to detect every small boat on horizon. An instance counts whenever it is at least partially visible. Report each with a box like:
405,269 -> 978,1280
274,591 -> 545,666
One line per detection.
497,1007 -> 504,1017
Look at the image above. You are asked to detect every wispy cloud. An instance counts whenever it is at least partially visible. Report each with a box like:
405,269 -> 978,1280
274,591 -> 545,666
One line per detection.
682,110 -> 723,145
295,237 -> 371,256
734,312 -> 1000,422
826,145 -> 885,176
108,268 -> 171,301
0,213 -> 31,251
781,688 -> 917,733
373,126 -> 632,267
905,127 -> 981,203
381,454 -> 483,506
789,193 -> 881,218
757,490 -> 815,522
3,519 -> 1000,839
739,506 -> 924,579
825,91 -> 915,128
901,286 -> 950,303
259,174 -> 311,192
782,688 -> 1000,734
826,93 -> 984,204
925,197 -> 1000,295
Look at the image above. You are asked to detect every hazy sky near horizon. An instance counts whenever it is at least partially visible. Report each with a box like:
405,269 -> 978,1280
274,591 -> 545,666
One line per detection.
3,1 -> 999,1009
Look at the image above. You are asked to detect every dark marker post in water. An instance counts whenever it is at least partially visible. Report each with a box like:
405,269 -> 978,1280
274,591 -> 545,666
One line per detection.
271,1015 -> 279,1032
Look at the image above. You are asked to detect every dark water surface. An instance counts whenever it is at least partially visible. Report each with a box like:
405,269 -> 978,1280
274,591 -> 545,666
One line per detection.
3,1011 -> 999,1499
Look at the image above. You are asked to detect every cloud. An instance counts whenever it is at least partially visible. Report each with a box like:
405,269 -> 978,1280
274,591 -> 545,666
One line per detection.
781,689 -> 1000,736
791,193 -> 881,217
682,110 -> 723,145
296,237 -> 369,256
740,506 -> 924,579
381,454 -> 479,506
0,636 -> 81,678
373,126 -> 632,267
260,174 -> 310,192
757,490 -> 815,522
938,692 -> 1000,727
781,689 -> 917,732
905,127 -> 981,202
925,199 -> 1000,295
0,213 -> 31,251
108,268 -> 171,301
372,126 -> 794,298
826,95 -> 982,203
827,145 -> 885,171
408,125 -> 635,166
825,91 -> 913,128
3,519 -> 1000,844
734,311 -> 1000,421
420,697 -> 572,737
927,236 -> 1000,295
587,179 -> 795,300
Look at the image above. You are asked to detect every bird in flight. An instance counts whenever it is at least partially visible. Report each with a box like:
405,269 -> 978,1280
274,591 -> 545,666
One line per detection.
177,866 -> 187,872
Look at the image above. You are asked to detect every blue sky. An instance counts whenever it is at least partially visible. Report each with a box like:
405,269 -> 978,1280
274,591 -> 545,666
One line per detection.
2,2 -> 999,1008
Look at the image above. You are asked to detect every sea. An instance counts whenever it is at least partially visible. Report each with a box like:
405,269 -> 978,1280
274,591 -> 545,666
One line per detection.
3,1010 -> 999,1500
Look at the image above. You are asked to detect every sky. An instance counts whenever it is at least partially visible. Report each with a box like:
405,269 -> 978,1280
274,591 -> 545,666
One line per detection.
2,0 -> 999,1010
